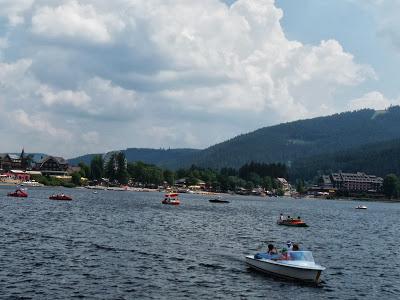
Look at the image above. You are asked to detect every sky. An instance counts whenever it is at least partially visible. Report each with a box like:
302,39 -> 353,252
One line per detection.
0,0 -> 399,158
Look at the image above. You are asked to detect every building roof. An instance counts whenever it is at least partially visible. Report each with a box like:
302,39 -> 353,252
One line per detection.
26,171 -> 42,175
37,155 -> 68,165
276,177 -> 288,184
8,154 -> 20,160
321,175 -> 332,184
10,170 -> 27,174
330,172 -> 383,183
175,178 -> 186,184
0,154 -> 21,161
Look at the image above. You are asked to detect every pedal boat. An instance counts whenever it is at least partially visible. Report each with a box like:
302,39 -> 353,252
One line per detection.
245,251 -> 325,283
277,219 -> 308,227
162,193 -> 180,205
7,189 -> 28,198
49,194 -> 72,201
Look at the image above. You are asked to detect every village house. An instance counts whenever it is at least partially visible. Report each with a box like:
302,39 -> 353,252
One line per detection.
276,177 -> 290,191
34,156 -> 69,176
0,154 -> 23,171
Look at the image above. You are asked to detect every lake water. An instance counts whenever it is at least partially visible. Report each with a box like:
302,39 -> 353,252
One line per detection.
0,186 -> 399,299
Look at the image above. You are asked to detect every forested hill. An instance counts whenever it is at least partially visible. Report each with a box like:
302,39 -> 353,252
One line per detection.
188,106 -> 400,169
68,148 -> 200,168
123,148 -> 200,168
69,106 -> 400,171
290,138 -> 400,180
68,154 -> 101,166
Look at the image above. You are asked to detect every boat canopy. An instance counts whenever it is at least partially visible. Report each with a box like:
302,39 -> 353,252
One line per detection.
254,251 -> 315,262
165,193 -> 178,197
287,251 -> 315,262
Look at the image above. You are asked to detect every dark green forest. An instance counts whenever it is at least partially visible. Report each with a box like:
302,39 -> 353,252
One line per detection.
290,138 -> 400,181
68,148 -> 199,168
189,106 -> 400,169
75,156 -> 287,193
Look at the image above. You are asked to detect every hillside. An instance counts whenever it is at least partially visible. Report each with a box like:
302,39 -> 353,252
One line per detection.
68,154 -> 101,166
123,148 -> 200,168
188,106 -> 400,169
290,138 -> 400,180
68,148 -> 200,168
69,106 -> 400,171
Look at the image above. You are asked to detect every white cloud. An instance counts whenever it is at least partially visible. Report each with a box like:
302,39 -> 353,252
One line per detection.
34,77 -> 140,120
0,0 -> 381,156
81,131 -> 100,144
38,85 -> 91,108
348,91 -> 399,111
13,109 -> 72,140
31,1 -> 125,44
0,0 -> 33,25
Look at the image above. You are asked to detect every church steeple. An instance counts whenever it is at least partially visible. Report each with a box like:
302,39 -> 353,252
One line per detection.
20,147 -> 27,170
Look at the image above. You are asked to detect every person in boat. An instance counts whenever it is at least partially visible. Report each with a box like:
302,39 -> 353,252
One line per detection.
297,216 -> 301,220
278,248 -> 290,260
267,244 -> 278,255
286,241 -> 293,250
287,215 -> 292,220
279,213 -> 285,221
289,243 -> 304,260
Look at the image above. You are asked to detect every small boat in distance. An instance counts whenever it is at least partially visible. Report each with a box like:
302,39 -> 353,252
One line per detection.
245,250 -> 325,283
277,216 -> 308,227
21,180 -> 44,187
162,193 -> 180,205
49,194 -> 72,201
355,205 -> 367,209
209,196 -> 229,203
7,188 -> 28,198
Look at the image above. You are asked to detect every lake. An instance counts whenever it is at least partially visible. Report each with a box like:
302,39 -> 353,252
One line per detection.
0,186 -> 399,299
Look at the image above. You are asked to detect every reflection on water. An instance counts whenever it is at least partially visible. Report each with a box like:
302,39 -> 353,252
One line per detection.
0,186 -> 399,299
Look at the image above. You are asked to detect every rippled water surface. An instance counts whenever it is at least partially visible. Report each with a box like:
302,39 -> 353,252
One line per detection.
0,186 -> 399,299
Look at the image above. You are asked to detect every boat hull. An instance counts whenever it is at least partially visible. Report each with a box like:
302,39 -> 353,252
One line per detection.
245,256 -> 323,283
7,193 -> 28,198
209,200 -> 230,203
49,196 -> 72,201
277,221 -> 308,227
162,200 -> 180,205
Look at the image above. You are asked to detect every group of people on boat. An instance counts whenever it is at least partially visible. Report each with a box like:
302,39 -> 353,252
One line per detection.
261,241 -> 301,261
279,214 -> 302,221
277,213 -> 308,227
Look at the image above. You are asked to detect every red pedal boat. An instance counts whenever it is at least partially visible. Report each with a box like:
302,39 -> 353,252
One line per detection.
7,189 -> 28,198
277,218 -> 308,227
49,194 -> 72,201
162,193 -> 180,205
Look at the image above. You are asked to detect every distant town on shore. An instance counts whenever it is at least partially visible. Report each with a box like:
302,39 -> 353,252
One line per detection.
2,106 -> 400,200
1,147 -> 399,201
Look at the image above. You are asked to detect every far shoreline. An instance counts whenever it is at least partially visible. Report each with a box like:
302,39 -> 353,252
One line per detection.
2,183 -> 400,204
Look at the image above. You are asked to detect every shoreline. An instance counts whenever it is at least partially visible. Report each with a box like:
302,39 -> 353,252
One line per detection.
298,195 -> 400,204
2,183 -> 399,203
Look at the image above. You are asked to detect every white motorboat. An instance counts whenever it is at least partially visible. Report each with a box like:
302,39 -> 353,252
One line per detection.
355,205 -> 367,209
245,251 -> 325,283
21,180 -> 44,187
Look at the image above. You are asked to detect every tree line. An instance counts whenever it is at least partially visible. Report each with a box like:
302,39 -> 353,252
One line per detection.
383,174 -> 400,199
72,153 -> 288,192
